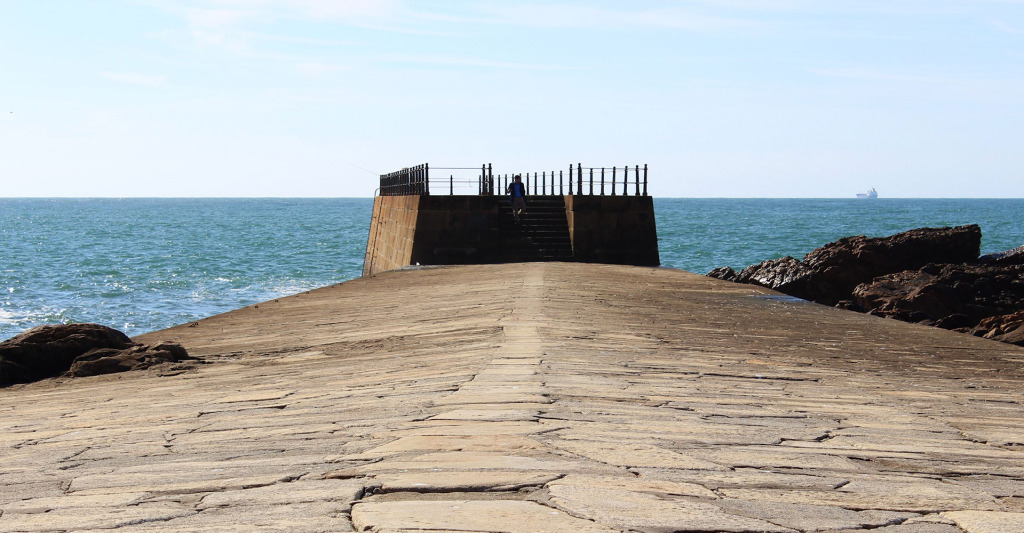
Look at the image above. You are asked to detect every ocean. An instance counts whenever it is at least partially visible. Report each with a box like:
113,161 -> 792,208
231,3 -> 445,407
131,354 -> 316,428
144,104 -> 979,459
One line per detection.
2,198 -> 1021,340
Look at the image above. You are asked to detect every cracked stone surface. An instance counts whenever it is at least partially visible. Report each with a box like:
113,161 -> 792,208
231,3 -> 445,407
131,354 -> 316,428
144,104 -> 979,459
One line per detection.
2,262 -> 1024,532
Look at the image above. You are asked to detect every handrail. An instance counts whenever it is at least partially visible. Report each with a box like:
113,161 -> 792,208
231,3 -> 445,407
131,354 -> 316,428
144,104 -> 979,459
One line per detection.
379,163 -> 648,197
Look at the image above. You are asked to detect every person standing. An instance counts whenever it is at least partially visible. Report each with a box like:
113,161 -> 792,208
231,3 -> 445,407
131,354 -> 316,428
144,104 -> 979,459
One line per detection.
506,174 -> 527,224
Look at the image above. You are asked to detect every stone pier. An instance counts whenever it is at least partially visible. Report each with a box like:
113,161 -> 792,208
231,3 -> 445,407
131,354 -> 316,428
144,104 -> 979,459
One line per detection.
2,263 -> 1023,532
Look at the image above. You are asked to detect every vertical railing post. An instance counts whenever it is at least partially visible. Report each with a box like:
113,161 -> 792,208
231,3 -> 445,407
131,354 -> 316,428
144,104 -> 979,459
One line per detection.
600,168 -> 605,196
642,164 -> 647,196
424,163 -> 430,195
488,163 -> 493,195
450,175 -> 453,195
567,165 -> 573,195
611,167 -> 617,196
577,163 -> 583,194
589,168 -> 594,195
542,171 -> 546,195
559,170 -> 563,195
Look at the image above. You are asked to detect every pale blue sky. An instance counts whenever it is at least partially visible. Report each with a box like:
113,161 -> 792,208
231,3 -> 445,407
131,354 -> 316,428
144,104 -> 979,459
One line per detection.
2,0 -> 1022,197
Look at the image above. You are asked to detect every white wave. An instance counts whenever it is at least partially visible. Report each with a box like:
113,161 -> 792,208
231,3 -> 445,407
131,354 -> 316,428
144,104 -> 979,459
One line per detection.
0,308 -> 20,325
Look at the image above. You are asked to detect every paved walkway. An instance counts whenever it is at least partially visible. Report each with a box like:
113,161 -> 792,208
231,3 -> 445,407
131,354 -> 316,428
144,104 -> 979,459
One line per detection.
2,263 -> 1023,532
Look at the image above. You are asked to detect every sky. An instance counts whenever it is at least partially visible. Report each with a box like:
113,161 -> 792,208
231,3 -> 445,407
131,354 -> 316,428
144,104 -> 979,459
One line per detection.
1,0 -> 1022,198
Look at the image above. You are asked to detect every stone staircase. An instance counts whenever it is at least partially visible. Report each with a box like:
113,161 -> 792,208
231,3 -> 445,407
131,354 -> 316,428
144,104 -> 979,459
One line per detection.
496,195 -> 573,262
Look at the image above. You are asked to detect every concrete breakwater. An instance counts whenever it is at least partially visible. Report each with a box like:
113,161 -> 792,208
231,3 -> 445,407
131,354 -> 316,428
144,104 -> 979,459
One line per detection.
362,195 -> 660,276
2,262 -> 1023,532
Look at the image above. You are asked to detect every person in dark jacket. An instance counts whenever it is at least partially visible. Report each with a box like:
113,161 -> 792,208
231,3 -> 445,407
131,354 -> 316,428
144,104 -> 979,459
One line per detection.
507,174 -> 526,224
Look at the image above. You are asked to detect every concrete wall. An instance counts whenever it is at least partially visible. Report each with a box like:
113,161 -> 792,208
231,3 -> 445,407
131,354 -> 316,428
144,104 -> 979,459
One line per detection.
362,195 -> 421,276
564,195 -> 660,266
408,196 -> 502,267
363,196 -> 500,276
363,194 -> 660,275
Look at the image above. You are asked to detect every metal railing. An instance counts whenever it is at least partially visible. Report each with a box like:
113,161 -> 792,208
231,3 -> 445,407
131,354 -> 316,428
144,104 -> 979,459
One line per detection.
379,164 -> 430,196
379,163 -> 648,197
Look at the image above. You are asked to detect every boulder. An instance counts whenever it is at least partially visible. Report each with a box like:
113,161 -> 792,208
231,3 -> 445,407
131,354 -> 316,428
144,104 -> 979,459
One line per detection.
1,324 -> 133,386
706,266 -> 738,282
67,341 -> 192,377
0,324 -> 191,387
717,225 -> 981,306
969,310 -> 1024,346
707,227 -> 1024,348
736,256 -> 813,294
849,263 -> 1024,327
979,244 -> 1024,265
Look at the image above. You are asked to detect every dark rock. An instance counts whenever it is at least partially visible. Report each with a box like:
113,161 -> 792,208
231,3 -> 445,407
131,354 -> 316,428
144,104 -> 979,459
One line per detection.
979,244 -> 1024,265
969,310 -> 1024,346
934,313 -> 974,330
852,263 -> 1024,328
67,341 -> 191,377
834,300 -> 864,312
706,266 -> 738,282
0,324 -> 192,387
706,224 -> 1024,347
0,324 -> 133,387
725,225 -> 981,306
735,256 -> 813,293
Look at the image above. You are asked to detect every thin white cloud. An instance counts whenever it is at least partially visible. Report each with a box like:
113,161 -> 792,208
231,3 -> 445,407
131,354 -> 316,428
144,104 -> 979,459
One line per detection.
294,62 -> 350,77
809,66 -> 1023,101
811,67 -> 979,85
450,3 -> 763,32
174,0 -> 402,25
988,19 -> 1024,35
148,0 -> 412,53
102,72 -> 169,87
382,53 -> 577,71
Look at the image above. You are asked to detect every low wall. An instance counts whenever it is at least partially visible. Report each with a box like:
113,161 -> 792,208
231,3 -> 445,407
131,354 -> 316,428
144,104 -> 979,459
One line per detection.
564,195 -> 660,266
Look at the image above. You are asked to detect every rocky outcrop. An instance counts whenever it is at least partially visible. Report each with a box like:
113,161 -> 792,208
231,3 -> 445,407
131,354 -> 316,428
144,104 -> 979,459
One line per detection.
979,244 -> 1024,265
712,225 -> 982,306
970,310 -> 1024,345
0,324 -> 191,387
67,341 -> 192,378
708,225 -> 1024,347
851,263 -> 1024,329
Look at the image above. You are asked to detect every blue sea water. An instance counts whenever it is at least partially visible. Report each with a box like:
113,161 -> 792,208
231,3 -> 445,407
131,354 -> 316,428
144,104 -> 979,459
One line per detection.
1,197 -> 1021,339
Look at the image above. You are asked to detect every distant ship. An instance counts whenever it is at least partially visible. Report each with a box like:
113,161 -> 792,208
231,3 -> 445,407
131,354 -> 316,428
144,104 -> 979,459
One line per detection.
856,188 -> 878,199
